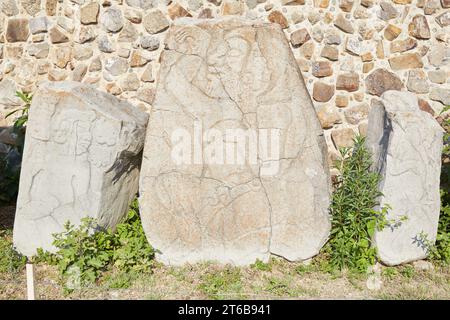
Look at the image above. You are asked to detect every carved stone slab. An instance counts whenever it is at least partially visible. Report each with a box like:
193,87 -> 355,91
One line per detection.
366,90 -> 443,266
139,18 -> 331,265
13,81 -> 149,256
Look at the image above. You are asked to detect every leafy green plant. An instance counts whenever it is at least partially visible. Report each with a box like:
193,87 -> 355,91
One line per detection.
324,136 -> 405,272
0,91 -> 32,204
0,154 -> 21,205
250,259 -> 272,272
5,91 -> 32,154
198,267 -> 242,299
36,200 -> 155,287
427,105 -> 450,264
0,230 -> 26,274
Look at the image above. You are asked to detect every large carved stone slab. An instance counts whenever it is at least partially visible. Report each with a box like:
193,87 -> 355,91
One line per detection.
13,81 -> 149,256
139,18 -> 331,265
366,90 -> 443,266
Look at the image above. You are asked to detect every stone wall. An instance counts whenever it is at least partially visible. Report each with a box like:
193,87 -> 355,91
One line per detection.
0,0 -> 449,165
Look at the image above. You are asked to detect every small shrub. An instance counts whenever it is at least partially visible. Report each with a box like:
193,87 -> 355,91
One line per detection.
324,136 -> 405,272
198,267 -> 242,299
0,230 -> 26,274
36,199 -> 155,287
428,105 -> 450,264
250,259 -> 272,272
0,91 -> 31,204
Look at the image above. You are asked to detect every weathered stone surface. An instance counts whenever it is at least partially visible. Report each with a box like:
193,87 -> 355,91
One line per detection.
384,24 -> 402,41
49,26 -> 69,44
321,45 -> 339,61
390,37 -> 417,53
406,69 -> 429,94
345,37 -> 361,55
29,17 -> 49,34
118,21 -> 138,42
408,15 -> 431,39
13,81 -> 149,256
378,2 -> 398,21
222,0 -> 245,15
1,0 -> 19,16
366,91 -> 443,266
77,26 -> 97,44
317,105 -> 341,129
290,28 -> 310,47
430,88 -> 450,105
51,45 -> 72,68
139,18 -> 331,265
27,42 -> 50,59
168,3 -> 192,20
334,14 -> 354,34
81,2 -> 100,25
141,35 -> 160,51
435,11 -> 450,27
6,19 -> 30,42
389,53 -> 423,70
268,10 -> 289,29
98,34 -> 114,53
46,0 -> 57,16
22,0 -> 41,16
143,9 -> 170,34
124,8 -> 142,23
365,68 -> 404,96
331,128 -> 355,148
344,103 -> 370,124
101,7 -> 124,32
312,61 -> 333,77
105,56 -> 128,76
313,82 -> 334,101
428,70 -> 447,84
336,72 -> 359,92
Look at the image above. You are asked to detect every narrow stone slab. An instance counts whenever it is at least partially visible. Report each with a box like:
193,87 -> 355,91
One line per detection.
366,90 -> 443,266
139,18 -> 331,266
13,81 -> 149,256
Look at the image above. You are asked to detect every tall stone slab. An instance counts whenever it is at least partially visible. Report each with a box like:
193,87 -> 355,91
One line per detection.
139,18 -> 331,265
13,81 -> 149,256
366,90 -> 443,266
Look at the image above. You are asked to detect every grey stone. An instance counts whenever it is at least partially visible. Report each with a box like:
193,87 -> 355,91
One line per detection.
143,9 -> 170,34
140,35 -> 160,51
139,18 -> 331,266
101,7 -> 124,33
1,0 -> 19,16
29,17 -> 48,34
406,69 -> 429,94
105,56 -> 128,76
13,81 -> 149,256
26,42 -> 49,59
98,34 -> 115,53
125,0 -> 157,9
366,91 -> 443,266
429,88 -> 450,105
21,0 -> 41,16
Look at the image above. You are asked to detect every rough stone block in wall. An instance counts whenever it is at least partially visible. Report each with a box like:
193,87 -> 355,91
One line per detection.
366,90 -> 443,266
13,81 -> 149,256
139,18 -> 331,265
0,0 -> 448,165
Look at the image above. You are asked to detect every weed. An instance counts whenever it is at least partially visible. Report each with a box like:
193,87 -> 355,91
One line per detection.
250,259 -> 272,272
198,267 -> 242,299
324,136 -> 405,272
0,230 -> 26,274
35,199 -> 155,288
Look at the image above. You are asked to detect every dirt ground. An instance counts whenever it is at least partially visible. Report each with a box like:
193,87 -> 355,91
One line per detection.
1,205 -> 449,300
1,258 -> 449,300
